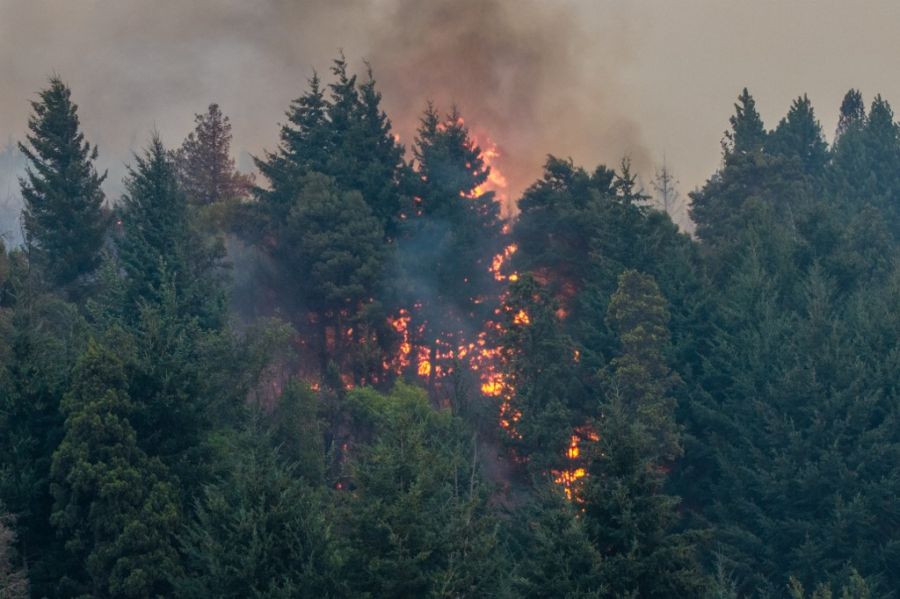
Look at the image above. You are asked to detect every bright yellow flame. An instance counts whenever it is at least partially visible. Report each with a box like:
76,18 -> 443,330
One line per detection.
418,360 -> 432,377
513,310 -> 530,325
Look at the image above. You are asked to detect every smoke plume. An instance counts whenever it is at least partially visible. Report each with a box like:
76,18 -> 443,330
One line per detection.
0,0 -> 648,218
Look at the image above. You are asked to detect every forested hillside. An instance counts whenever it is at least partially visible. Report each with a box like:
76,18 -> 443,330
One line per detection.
2,63 -> 899,598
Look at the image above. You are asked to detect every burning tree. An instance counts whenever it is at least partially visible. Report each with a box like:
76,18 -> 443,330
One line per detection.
394,106 -> 507,394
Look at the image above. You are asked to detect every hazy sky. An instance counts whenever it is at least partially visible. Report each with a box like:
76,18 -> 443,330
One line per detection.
2,0 -> 900,209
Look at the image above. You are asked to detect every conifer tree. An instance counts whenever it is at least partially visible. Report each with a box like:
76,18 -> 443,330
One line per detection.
0,292 -> 83,595
835,89 -> 865,140
581,270 -> 706,598
175,103 -> 251,206
404,105 -> 504,343
50,339 -> 180,597
768,95 -> 829,175
342,385 -> 506,597
18,77 -> 108,288
175,432 -> 339,598
118,135 -> 225,326
254,73 -> 331,224
723,88 -> 767,158
279,173 -> 386,377
327,61 -> 408,238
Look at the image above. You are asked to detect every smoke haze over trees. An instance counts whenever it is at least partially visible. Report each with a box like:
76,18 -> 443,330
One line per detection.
5,4 -> 900,598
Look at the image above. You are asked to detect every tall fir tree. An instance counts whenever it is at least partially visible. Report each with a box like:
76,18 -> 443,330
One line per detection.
835,89 -> 865,140
254,72 -> 331,226
18,77 -> 108,289
49,339 -> 180,598
723,88 -> 767,158
581,270 -> 707,598
118,134 -> 225,327
768,95 -> 829,175
402,105 -> 505,378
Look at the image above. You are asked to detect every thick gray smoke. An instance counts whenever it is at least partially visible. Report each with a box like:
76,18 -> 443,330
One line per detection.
0,0 -> 648,228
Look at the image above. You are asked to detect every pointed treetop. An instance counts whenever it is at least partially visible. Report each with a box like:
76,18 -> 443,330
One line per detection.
723,88 -> 767,158
18,76 -> 108,288
836,89 -> 865,139
769,94 -> 828,173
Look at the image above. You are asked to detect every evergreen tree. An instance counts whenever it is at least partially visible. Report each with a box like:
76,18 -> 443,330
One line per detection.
723,88 -> 767,158
341,385 -> 507,597
0,291 -> 84,595
175,104 -> 252,206
506,493 -> 604,598
175,430 -> 340,598
401,105 -> 505,375
325,60 -> 409,238
277,172 -> 387,380
50,339 -> 180,598
18,77 -> 108,288
581,270 -> 707,598
118,135 -> 225,327
499,274 -> 584,473
768,95 -> 829,175
253,73 -> 331,226
835,89 -> 865,140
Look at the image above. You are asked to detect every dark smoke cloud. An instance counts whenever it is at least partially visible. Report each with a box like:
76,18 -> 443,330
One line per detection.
0,0 -> 647,220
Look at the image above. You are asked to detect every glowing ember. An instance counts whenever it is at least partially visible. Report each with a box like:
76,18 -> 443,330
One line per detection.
490,243 -> 519,282
513,310 -> 530,326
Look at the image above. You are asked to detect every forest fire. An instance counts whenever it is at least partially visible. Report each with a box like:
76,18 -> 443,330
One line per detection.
471,134 -> 509,204
552,427 -> 599,500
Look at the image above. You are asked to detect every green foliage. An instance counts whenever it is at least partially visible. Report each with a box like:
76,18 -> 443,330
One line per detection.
723,87 -> 767,158
0,290 -> 84,595
341,384 -> 507,597
281,173 -> 386,314
18,77 -> 108,289
787,569 -> 871,599
500,275 -> 583,473
580,271 -> 707,598
174,430 -> 340,598
50,339 -> 181,598
506,492 -> 605,598
118,135 -> 226,327
11,66 -> 900,599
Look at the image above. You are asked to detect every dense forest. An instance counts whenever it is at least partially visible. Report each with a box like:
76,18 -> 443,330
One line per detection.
1,59 -> 899,598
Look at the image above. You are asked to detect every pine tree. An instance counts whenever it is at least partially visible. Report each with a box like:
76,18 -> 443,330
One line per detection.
342,384 -> 506,597
0,291 -> 83,595
402,105 -> 504,362
254,72 -> 331,224
50,339 -> 180,598
835,89 -> 866,140
722,88 -> 767,158
174,431 -> 340,598
18,77 -> 108,288
768,95 -> 829,175
581,270 -> 707,598
499,274 -> 583,473
175,103 -> 251,206
326,61 -> 409,238
278,173 -> 386,377
118,134 -> 225,326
